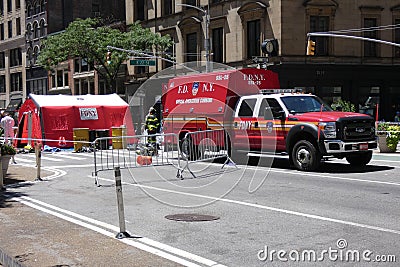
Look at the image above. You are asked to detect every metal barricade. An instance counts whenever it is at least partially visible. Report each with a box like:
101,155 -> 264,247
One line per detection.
180,129 -> 237,178
92,133 -> 182,185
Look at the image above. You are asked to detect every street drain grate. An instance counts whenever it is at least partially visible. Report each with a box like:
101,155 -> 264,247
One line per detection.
165,214 -> 220,222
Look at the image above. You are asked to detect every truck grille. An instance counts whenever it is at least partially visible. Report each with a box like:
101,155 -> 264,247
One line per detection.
337,117 -> 375,141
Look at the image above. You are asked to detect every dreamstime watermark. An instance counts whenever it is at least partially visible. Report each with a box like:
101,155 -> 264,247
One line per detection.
257,239 -> 397,263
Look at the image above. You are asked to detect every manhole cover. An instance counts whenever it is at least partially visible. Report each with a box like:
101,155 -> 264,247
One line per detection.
165,214 -> 220,222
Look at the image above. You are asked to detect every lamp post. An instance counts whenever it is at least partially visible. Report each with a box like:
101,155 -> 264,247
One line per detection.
177,3 -> 211,72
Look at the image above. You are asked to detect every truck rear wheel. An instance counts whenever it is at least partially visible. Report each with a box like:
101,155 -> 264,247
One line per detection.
292,140 -> 321,171
346,151 -> 372,166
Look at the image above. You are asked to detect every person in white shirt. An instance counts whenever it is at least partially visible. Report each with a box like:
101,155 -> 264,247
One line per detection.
1,111 -> 15,142
0,111 -> 17,164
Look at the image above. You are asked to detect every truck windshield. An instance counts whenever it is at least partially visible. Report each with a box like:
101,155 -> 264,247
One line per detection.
281,95 -> 333,114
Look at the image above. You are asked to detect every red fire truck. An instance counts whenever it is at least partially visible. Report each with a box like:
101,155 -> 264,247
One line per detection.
162,68 -> 377,171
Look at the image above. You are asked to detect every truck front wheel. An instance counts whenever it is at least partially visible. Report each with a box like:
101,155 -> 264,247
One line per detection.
346,151 -> 372,166
292,140 -> 321,171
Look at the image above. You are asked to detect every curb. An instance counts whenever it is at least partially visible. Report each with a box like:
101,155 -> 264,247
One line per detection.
0,247 -> 27,267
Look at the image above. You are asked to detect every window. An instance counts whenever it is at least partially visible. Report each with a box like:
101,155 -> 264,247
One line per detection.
186,32 -> 197,62
16,0 -> 20,9
51,69 -> 68,88
364,18 -> 377,57
0,1 -> 3,15
35,1 -> 40,14
33,46 -> 39,63
74,58 -> 91,73
26,24 -> 32,40
26,48 -> 32,65
310,16 -> 329,56
211,0 -> 221,3
212,27 -> 223,63
238,98 -> 257,117
8,20 -> 12,38
33,21 -> 39,39
0,24 -> 4,40
40,0 -> 46,13
247,20 -> 260,59
39,19 -> 46,37
7,0 -> 12,12
16,18 -> 21,35
0,52 -> 5,69
163,0 -> 174,16
27,4 -> 33,17
259,98 -> 284,119
0,75 -> 5,93
135,0 -> 145,21
395,19 -> 400,57
10,48 -> 22,67
10,72 -> 23,92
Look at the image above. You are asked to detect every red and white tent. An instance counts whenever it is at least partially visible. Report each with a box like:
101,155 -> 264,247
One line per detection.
16,94 -> 134,148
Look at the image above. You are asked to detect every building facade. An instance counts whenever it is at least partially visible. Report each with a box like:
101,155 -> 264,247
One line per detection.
0,0 -> 25,113
26,0 -> 126,97
125,0 -> 400,121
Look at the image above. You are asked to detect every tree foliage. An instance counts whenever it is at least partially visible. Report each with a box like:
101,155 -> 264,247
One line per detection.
331,99 -> 355,112
38,18 -> 173,92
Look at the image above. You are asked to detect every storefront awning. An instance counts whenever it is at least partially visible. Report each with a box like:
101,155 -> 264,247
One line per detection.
5,98 -> 22,113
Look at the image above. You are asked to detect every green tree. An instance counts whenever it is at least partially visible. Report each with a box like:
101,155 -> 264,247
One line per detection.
38,18 -> 172,92
331,99 -> 355,112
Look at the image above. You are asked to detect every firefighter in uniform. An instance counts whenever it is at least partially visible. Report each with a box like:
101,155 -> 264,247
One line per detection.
145,107 -> 160,146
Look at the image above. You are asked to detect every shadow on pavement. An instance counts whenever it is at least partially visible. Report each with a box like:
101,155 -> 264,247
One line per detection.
269,158 -> 394,173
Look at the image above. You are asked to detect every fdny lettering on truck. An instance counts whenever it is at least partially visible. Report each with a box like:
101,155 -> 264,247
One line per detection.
243,74 -> 266,86
238,121 -> 253,130
79,108 -> 98,120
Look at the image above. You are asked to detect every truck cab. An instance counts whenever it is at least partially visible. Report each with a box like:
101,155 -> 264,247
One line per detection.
232,91 -> 377,170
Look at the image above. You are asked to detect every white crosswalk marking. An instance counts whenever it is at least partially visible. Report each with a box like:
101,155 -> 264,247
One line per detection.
47,153 -> 87,160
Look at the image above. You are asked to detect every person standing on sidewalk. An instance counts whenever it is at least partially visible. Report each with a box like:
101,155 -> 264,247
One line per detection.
1,111 -> 17,163
395,111 -> 400,122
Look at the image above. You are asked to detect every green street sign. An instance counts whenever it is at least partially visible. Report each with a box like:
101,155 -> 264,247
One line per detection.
130,59 -> 156,66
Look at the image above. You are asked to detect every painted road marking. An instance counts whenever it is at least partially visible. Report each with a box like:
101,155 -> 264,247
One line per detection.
92,175 -> 400,236
12,196 -> 226,267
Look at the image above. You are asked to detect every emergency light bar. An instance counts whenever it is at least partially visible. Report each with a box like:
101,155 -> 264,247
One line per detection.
260,89 -> 303,94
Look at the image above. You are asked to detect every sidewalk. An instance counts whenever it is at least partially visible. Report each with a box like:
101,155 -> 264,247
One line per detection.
0,164 -> 181,267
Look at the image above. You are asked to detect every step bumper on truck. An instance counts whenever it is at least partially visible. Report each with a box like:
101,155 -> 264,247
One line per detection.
323,139 -> 378,154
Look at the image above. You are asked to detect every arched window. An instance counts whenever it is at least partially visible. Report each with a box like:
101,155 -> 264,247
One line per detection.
26,23 -> 33,41
40,0 -> 46,13
33,46 -> 39,63
26,47 -> 33,65
39,19 -> 46,37
27,4 -> 33,17
35,1 -> 40,14
33,21 -> 38,39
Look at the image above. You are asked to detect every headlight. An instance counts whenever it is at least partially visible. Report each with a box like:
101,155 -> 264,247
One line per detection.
319,122 -> 336,139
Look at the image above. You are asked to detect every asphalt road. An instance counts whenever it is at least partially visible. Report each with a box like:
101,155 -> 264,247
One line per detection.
1,149 -> 400,266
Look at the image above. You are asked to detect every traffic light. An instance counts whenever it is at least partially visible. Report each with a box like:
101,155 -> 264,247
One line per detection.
306,39 -> 316,56
106,51 -> 112,65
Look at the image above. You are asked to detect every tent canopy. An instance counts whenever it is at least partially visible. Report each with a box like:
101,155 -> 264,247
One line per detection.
17,94 -> 133,148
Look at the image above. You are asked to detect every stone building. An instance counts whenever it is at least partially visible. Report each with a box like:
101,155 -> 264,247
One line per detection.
125,0 -> 400,121
26,0 -> 126,97
0,0 -> 25,113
